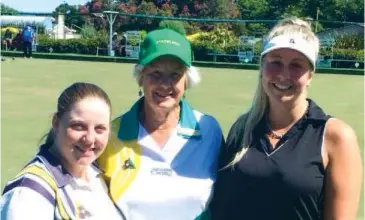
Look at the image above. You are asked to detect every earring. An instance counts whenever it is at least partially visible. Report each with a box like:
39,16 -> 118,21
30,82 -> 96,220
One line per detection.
138,88 -> 143,97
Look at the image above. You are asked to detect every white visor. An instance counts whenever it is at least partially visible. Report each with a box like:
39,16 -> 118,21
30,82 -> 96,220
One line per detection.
261,35 -> 317,68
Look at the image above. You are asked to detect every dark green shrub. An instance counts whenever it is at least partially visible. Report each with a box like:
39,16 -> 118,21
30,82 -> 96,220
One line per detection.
38,36 -> 107,54
334,35 -> 364,50
158,20 -> 186,35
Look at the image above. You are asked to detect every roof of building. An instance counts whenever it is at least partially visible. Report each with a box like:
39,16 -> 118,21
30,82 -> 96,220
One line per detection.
52,24 -> 77,33
0,15 -> 55,30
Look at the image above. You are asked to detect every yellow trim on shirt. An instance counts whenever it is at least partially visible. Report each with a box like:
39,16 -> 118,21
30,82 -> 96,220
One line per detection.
97,117 -> 141,202
17,164 -> 71,219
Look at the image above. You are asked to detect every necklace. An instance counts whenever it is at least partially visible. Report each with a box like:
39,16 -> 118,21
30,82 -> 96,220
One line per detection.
266,101 -> 310,140
265,113 -> 286,139
267,124 -> 285,139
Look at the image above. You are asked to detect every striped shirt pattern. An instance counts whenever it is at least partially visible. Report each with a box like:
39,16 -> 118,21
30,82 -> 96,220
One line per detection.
1,147 -> 124,220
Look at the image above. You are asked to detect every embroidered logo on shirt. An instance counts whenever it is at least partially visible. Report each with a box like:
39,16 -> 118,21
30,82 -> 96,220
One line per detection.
123,158 -> 136,170
151,168 -> 173,176
177,127 -> 200,136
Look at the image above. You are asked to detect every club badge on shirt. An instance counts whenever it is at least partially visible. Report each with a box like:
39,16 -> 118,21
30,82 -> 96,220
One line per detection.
123,158 -> 136,170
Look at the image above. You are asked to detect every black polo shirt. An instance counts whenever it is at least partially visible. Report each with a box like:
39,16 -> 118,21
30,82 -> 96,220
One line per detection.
209,99 -> 330,220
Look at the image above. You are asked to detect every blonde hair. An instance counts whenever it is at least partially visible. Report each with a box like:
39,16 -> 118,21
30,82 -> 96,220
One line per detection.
133,64 -> 201,89
229,17 -> 319,166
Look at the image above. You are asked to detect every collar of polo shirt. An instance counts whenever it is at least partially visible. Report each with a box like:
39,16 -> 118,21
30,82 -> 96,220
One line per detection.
38,147 -> 104,187
118,97 -> 201,141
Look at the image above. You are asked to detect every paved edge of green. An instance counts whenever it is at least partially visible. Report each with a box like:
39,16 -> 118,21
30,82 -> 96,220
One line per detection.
1,51 -> 364,75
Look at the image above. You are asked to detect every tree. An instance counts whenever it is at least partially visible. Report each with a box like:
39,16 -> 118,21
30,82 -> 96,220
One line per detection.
235,0 -> 270,36
76,0 -> 364,38
1,3 -> 19,15
53,3 -> 85,29
135,1 -> 160,30
159,2 -> 178,16
116,2 -> 137,31
159,20 -> 186,35
322,0 -> 364,22
236,0 -> 269,19
90,0 -> 104,12
207,0 -> 239,18
77,1 -> 107,30
80,24 -> 97,38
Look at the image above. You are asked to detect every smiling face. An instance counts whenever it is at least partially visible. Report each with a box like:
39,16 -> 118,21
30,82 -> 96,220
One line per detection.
53,97 -> 111,171
140,56 -> 187,112
262,48 -> 313,104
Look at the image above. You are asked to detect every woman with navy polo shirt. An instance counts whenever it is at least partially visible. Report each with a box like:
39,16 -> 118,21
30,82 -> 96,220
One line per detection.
209,17 -> 363,220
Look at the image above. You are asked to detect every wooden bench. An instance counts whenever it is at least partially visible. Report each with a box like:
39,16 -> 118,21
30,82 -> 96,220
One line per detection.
96,47 -> 108,56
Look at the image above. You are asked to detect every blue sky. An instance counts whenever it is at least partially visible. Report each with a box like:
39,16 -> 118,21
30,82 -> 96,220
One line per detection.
2,0 -> 89,13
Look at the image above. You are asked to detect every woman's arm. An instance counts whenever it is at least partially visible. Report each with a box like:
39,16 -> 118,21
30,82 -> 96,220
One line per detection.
323,118 -> 363,220
208,115 -> 247,220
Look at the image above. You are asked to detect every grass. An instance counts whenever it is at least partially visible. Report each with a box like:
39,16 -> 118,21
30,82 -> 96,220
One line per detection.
1,58 -> 364,218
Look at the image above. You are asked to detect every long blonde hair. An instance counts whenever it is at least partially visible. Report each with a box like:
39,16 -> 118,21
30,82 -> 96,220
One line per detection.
229,17 -> 319,166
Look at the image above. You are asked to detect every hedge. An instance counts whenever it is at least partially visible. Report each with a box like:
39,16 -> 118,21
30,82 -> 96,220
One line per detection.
37,36 -> 107,55
2,51 -> 363,75
37,37 -> 364,68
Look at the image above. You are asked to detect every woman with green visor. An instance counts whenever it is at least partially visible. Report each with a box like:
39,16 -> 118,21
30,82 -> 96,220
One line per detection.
97,28 -> 224,220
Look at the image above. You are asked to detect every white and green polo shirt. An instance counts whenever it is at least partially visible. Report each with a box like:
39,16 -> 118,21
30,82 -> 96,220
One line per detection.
97,98 -> 223,220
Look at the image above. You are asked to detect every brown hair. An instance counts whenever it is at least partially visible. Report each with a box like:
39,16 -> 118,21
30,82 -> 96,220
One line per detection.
42,82 -> 112,148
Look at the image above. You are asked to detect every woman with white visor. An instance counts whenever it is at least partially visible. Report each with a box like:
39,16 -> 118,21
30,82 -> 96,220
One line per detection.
208,17 -> 362,220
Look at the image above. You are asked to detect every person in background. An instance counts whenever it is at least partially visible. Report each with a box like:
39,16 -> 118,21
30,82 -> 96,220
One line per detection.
22,25 -> 34,58
97,28 -> 224,220
1,83 -> 125,220
209,17 -> 363,220
120,32 -> 127,57
112,32 -> 121,56
2,29 -> 13,50
11,30 -> 23,51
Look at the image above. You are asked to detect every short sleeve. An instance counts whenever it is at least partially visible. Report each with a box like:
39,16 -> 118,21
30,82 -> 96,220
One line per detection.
1,182 -> 55,220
